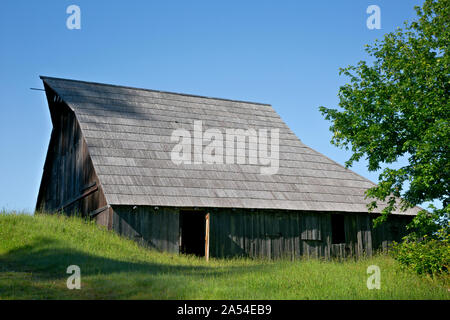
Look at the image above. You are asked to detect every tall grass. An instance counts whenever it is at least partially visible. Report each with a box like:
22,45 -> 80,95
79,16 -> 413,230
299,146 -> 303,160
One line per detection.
0,211 -> 448,299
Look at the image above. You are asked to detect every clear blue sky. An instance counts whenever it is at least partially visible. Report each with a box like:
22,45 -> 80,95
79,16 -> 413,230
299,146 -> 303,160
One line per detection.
0,0 -> 426,212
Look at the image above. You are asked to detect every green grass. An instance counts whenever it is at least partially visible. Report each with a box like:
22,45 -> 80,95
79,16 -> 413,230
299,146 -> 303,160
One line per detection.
0,212 -> 448,300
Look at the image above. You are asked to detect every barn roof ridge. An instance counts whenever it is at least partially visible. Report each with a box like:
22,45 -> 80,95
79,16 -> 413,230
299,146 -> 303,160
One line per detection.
40,75 -> 272,107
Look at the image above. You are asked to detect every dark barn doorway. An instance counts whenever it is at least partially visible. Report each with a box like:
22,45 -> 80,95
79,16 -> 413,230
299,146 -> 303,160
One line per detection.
179,210 -> 206,256
331,214 -> 346,244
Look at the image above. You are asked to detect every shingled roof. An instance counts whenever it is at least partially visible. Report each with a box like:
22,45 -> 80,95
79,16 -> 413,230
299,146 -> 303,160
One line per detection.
40,76 -> 419,215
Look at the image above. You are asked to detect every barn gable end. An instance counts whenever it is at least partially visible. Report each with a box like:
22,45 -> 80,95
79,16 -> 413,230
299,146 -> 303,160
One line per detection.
36,83 -> 112,227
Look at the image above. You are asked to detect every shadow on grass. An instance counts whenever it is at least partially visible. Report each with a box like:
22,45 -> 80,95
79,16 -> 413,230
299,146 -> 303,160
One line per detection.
0,236 -> 272,299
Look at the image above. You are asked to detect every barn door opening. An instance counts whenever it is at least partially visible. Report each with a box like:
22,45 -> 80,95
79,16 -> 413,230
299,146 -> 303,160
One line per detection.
179,210 -> 207,257
331,214 -> 346,244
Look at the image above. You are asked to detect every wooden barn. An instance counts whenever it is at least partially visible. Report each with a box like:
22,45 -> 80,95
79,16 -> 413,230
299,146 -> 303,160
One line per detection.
36,76 -> 420,260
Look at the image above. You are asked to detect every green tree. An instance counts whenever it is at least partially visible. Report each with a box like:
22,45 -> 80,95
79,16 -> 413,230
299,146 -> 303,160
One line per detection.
319,0 -> 449,235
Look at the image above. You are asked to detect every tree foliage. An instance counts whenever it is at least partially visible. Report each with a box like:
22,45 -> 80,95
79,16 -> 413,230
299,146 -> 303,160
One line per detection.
319,0 -> 449,229
392,227 -> 449,275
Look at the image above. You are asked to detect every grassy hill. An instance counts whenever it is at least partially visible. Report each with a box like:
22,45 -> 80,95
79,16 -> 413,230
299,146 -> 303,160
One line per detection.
0,212 -> 448,300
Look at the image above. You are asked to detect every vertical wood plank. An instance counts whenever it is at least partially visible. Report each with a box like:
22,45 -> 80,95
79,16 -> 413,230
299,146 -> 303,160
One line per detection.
205,213 -> 210,261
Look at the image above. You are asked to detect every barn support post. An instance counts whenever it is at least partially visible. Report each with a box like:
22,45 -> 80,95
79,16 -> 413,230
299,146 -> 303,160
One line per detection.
205,213 -> 210,261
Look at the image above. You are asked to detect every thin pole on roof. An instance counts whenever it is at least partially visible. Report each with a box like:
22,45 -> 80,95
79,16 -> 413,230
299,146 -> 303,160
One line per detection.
30,88 -> 45,91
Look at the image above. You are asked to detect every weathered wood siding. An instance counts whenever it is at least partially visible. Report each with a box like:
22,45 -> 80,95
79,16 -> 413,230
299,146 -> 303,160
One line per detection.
35,86 -> 111,227
111,206 -> 179,253
371,214 -> 412,252
209,210 -> 331,259
97,206 -> 412,259
209,209 -> 411,259
329,214 -> 373,259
